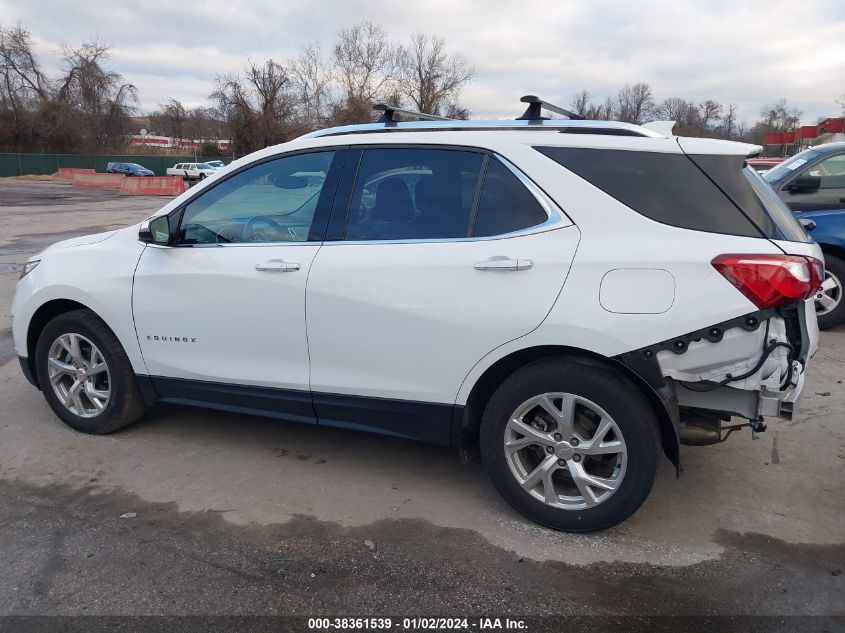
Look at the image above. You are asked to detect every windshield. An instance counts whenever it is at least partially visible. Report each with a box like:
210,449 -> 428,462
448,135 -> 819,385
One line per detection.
196,163 -> 212,170
763,149 -> 821,184
126,163 -> 143,170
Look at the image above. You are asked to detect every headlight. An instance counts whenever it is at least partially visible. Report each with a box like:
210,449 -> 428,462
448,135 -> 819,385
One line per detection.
20,259 -> 40,279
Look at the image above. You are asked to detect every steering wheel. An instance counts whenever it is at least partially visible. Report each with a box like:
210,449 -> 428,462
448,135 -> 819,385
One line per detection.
244,215 -> 285,242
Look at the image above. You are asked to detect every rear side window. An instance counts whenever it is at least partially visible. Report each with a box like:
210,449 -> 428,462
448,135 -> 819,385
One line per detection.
686,154 -> 809,243
472,159 -> 548,237
535,147 -> 764,238
742,166 -> 810,243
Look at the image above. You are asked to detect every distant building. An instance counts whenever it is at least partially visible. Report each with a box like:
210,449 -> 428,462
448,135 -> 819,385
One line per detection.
128,134 -> 231,151
763,117 -> 845,156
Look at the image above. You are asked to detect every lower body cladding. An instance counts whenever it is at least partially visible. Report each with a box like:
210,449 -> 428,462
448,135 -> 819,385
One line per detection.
617,300 -> 818,450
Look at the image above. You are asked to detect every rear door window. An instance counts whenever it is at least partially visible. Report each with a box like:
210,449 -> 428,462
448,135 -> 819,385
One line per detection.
345,147 -> 484,241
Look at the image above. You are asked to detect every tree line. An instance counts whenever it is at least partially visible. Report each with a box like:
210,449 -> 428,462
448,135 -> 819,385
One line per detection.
1,21 -> 841,155
569,83 -> 808,143
0,26 -> 137,153
0,21 -> 474,154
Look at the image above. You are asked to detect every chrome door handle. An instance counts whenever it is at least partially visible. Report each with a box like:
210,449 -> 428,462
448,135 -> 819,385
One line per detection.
474,258 -> 533,271
255,259 -> 300,272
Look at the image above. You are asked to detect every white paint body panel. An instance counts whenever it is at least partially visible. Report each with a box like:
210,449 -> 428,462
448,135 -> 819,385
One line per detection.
132,243 -> 320,389
11,227 -> 148,373
306,227 -> 580,402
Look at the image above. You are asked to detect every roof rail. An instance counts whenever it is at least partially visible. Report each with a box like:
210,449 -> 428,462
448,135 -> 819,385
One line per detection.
516,95 -> 585,121
373,103 -> 453,123
298,119 -> 662,140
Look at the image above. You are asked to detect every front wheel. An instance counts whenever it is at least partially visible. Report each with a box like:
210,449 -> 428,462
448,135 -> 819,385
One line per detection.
480,358 -> 660,532
35,309 -> 146,434
816,254 -> 845,330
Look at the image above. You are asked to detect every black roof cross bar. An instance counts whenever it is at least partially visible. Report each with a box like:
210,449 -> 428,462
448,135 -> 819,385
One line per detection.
516,95 -> 585,121
372,103 -> 453,123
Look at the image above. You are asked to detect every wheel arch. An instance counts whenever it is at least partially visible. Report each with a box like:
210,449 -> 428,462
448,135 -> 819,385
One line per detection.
25,299 -> 108,389
454,345 -> 679,470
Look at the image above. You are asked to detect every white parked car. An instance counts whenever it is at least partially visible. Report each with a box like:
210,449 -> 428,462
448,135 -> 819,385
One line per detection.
204,160 -> 226,170
12,100 -> 822,531
166,162 -> 217,181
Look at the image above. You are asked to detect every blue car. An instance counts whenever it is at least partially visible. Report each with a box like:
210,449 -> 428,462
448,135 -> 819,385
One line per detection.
105,162 -> 155,177
798,209 -> 845,329
762,143 -> 845,329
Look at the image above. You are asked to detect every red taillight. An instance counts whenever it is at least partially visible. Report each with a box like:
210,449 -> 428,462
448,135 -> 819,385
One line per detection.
712,254 -> 824,309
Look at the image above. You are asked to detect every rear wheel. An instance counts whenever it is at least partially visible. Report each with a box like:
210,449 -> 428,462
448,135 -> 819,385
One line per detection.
35,309 -> 146,434
816,254 -> 845,330
480,358 -> 660,532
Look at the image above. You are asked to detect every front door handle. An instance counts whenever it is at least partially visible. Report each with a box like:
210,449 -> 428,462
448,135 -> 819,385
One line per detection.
255,259 -> 300,272
474,258 -> 533,271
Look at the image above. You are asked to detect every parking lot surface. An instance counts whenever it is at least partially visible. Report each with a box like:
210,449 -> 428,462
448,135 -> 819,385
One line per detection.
0,180 -> 842,619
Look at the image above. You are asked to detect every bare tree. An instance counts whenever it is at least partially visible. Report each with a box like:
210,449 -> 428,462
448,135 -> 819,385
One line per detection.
396,32 -> 474,115
0,24 -> 50,150
571,89 -> 591,117
333,21 -> 398,103
601,96 -> 615,121
720,103 -> 739,138
616,82 -> 654,124
758,99 -> 802,131
211,58 -> 297,152
55,40 -> 137,151
698,99 -> 723,129
656,96 -> 692,121
155,98 -> 187,138
291,42 -> 333,126
0,25 -> 49,105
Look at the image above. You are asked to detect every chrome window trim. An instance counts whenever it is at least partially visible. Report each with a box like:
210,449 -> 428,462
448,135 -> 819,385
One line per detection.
329,152 -> 572,246
144,241 -> 323,249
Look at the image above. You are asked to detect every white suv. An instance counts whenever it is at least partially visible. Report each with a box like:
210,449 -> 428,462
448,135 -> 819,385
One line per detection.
166,162 -> 217,181
11,100 -> 822,531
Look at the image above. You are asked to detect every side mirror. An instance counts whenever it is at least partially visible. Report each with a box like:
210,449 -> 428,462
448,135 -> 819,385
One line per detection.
139,215 -> 172,245
798,218 -> 816,231
787,175 -> 821,192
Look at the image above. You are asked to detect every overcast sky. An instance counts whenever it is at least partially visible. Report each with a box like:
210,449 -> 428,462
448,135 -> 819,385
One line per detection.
4,0 -> 844,127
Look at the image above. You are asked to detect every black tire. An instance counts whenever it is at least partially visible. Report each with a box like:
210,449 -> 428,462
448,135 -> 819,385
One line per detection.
35,309 -> 146,434
817,254 -> 845,330
199,173 -> 206,180
480,357 -> 660,532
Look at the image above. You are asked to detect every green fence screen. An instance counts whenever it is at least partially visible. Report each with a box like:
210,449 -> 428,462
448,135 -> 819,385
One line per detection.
0,154 -> 239,177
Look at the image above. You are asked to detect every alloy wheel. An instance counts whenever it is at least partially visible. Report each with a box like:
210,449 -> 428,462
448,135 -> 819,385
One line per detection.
503,393 -> 627,510
47,333 -> 111,418
815,270 -> 842,317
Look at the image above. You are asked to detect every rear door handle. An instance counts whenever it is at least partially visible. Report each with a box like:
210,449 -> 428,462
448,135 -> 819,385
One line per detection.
474,258 -> 533,271
255,259 -> 300,272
